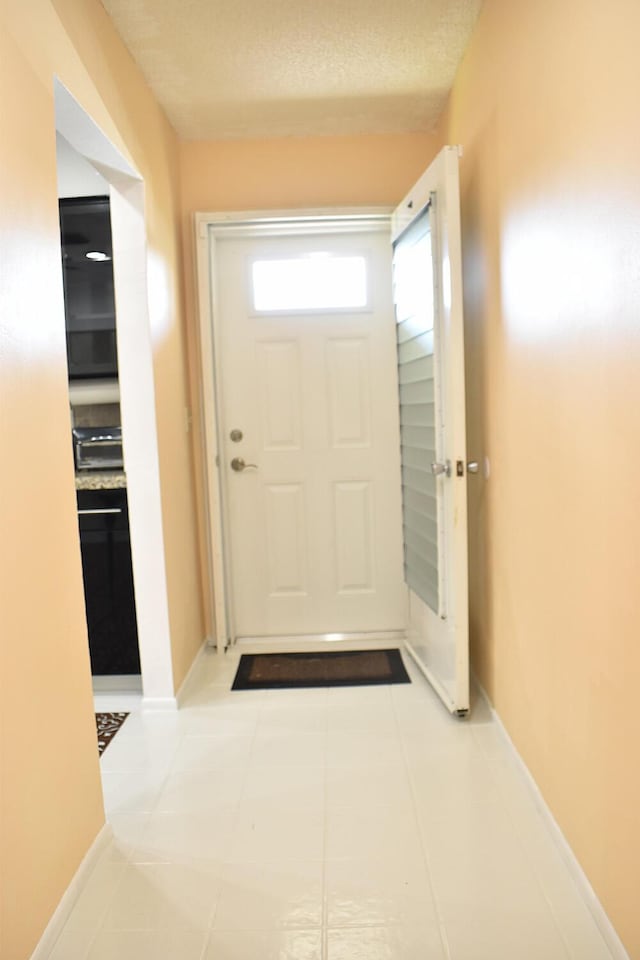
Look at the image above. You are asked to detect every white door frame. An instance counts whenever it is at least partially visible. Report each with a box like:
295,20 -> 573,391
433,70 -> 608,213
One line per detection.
194,208 -> 396,650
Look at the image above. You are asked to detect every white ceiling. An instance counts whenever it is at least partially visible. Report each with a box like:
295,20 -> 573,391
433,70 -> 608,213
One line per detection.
100,0 -> 482,140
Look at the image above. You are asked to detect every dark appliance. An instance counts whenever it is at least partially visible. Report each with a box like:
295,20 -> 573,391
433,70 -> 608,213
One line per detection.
59,196 -> 118,380
77,488 -> 140,676
73,426 -> 124,471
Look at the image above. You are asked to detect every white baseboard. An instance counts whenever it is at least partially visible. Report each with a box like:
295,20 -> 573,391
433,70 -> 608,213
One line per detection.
175,638 -> 211,707
92,674 -> 142,693
30,823 -> 113,960
141,695 -> 178,712
474,681 -> 630,960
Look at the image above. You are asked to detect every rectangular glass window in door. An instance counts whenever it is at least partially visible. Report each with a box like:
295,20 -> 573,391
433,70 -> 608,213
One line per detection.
251,254 -> 368,312
393,205 -> 443,616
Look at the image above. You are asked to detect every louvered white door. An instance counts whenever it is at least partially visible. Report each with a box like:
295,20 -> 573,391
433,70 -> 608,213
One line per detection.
393,147 -> 470,714
213,225 -> 406,640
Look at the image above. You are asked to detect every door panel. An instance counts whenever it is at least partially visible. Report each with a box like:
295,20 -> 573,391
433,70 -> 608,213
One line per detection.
326,338 -> 371,447
212,227 -> 406,639
334,481 -> 375,593
258,341 -> 302,450
264,483 -> 308,595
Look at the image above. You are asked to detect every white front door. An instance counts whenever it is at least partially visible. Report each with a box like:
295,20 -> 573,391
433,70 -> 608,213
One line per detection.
211,222 -> 407,640
392,146 -> 470,714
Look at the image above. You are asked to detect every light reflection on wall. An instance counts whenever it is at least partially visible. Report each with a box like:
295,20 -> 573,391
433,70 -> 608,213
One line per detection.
500,202 -> 620,344
147,249 -> 172,340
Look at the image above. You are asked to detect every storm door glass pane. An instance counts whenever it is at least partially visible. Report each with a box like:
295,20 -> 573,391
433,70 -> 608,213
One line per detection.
393,208 -> 440,614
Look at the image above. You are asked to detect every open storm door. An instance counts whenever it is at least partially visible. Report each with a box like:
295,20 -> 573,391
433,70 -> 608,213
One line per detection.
392,146 -> 470,715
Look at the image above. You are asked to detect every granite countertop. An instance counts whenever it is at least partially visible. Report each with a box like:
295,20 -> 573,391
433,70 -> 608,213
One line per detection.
75,471 -> 127,491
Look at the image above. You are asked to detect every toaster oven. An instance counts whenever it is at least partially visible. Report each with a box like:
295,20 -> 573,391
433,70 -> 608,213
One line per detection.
73,426 -> 123,471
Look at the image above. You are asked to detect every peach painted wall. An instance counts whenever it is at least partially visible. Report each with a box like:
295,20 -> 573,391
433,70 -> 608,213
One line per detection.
0,18 -> 105,960
0,1 -> 202,956
445,0 -> 640,954
180,133 -> 442,214
179,131 -> 443,637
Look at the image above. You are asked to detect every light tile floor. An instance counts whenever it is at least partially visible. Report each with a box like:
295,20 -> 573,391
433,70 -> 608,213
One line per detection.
48,647 -> 615,960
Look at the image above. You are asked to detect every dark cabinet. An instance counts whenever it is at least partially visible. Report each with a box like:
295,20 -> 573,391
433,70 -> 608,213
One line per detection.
77,488 -> 140,675
59,196 -> 119,380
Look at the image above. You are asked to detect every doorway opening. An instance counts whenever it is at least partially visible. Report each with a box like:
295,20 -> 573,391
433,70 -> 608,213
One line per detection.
56,136 -> 141,698
195,211 -> 408,651
54,79 -> 175,709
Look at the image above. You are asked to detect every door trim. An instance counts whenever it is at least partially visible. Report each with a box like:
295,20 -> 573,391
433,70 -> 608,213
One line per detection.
194,208 -> 393,649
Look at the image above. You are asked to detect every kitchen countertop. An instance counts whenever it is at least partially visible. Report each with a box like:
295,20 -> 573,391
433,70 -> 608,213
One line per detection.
75,471 -> 127,491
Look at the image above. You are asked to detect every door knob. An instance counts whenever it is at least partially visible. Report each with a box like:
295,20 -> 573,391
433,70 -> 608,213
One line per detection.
230,457 -> 258,472
431,461 -> 451,477
467,461 -> 479,474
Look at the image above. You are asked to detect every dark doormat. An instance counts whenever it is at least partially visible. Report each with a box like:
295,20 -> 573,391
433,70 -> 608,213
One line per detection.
232,649 -> 411,691
96,712 -> 129,756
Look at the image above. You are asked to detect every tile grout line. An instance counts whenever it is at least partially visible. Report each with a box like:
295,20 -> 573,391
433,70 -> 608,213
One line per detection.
390,678 -> 453,960
202,663 -> 268,945
321,686 -> 330,960
193,664 -> 328,955
193,680 -> 235,960
468,719 -> 609,960
45,863 -> 127,960
81,727 -> 182,955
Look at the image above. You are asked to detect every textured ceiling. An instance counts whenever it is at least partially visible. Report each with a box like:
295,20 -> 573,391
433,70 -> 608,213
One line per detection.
100,0 -> 482,140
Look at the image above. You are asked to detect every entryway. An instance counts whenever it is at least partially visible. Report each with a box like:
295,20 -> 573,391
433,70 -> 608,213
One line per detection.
197,148 -> 471,717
